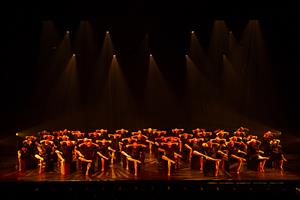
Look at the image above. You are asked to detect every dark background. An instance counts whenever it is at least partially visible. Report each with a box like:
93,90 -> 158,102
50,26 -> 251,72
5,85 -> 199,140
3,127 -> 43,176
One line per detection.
1,2 -> 299,137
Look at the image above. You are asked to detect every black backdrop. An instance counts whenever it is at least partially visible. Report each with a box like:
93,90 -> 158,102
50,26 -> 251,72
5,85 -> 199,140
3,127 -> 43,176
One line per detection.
1,4 -> 299,136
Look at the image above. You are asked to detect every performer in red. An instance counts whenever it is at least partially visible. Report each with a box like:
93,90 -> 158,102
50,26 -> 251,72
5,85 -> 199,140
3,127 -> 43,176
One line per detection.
36,136 -> 57,172
225,141 -> 246,174
96,139 -> 112,172
123,142 -> 147,176
56,138 -> 76,175
269,139 -> 287,171
76,138 -> 99,175
171,128 -> 184,136
158,141 -> 182,176
246,139 -> 269,172
185,138 -> 204,170
17,137 -> 39,172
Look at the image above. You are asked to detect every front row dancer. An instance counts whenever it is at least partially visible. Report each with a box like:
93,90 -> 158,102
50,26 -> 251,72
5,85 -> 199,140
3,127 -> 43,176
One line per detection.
75,138 -> 99,176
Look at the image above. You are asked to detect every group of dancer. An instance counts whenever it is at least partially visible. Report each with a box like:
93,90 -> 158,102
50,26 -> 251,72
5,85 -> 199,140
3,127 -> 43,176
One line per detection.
17,127 -> 287,176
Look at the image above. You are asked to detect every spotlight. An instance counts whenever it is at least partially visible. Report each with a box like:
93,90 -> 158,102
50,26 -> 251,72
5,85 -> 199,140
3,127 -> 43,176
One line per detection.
150,54 -> 152,57
113,54 -> 116,57
73,54 -> 76,57
66,31 -> 70,34
185,54 -> 188,57
191,31 -> 194,34
106,31 -> 109,34
16,133 -> 19,136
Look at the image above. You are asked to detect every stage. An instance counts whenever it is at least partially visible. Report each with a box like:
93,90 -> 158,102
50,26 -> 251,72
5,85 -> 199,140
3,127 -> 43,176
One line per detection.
0,154 -> 300,200
1,5 -> 300,200
0,132 -> 299,199
2,158 -> 300,181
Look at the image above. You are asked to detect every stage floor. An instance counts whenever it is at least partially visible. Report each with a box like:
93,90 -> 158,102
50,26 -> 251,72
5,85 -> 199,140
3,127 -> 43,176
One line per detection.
0,157 -> 299,200
1,156 -> 300,181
